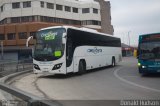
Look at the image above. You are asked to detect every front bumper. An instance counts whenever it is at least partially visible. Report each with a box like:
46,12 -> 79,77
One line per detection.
33,67 -> 66,75
139,67 -> 160,74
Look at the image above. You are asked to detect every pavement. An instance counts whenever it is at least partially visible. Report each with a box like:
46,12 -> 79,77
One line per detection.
0,63 -> 32,101
0,90 -> 6,100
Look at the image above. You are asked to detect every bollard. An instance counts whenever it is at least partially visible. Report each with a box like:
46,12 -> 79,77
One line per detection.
0,64 -> 2,72
23,63 -> 24,71
1,64 -> 4,72
16,64 -> 19,72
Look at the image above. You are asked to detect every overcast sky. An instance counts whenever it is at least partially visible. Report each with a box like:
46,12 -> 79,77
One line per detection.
83,0 -> 160,46
109,0 -> 160,46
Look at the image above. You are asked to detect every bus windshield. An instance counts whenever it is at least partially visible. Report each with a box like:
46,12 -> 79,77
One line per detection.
34,28 -> 66,61
139,42 -> 160,60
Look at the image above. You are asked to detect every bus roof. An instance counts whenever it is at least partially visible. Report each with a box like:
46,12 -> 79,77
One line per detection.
139,32 -> 160,37
39,26 -> 120,39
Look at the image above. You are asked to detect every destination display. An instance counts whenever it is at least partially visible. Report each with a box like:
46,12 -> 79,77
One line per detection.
142,34 -> 160,42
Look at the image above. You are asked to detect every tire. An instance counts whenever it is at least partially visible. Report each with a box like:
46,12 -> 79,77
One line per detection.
111,57 -> 116,67
78,60 -> 86,75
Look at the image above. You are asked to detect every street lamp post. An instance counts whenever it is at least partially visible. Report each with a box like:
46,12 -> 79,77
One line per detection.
128,31 -> 131,47
128,31 -> 131,56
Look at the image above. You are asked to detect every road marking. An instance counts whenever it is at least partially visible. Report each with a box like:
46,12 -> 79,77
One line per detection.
114,68 -> 160,93
122,76 -> 139,78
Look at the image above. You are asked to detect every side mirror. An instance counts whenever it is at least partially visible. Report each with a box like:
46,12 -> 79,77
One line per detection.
31,47 -> 34,58
62,33 -> 66,44
63,33 -> 67,38
137,56 -> 139,59
26,36 -> 33,47
62,38 -> 66,44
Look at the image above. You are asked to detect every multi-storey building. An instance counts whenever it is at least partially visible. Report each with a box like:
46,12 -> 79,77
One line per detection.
0,0 -> 114,60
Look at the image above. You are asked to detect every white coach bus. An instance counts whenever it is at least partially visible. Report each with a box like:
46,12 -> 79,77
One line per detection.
26,26 -> 122,75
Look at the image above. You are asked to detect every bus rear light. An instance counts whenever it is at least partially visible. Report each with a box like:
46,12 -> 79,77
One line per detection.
52,63 -> 63,70
34,64 -> 40,70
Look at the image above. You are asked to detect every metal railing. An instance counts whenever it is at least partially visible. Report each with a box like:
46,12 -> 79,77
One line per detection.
0,59 -> 61,106
0,59 -> 33,77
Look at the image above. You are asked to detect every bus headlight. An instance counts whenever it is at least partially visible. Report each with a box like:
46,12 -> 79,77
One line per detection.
138,63 -> 141,67
142,66 -> 146,68
52,63 -> 63,70
34,64 -> 40,70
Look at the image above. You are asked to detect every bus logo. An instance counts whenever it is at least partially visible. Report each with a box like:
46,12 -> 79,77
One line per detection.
41,32 -> 57,40
87,47 -> 102,54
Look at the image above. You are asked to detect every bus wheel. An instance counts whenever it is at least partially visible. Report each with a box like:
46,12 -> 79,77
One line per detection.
78,60 -> 86,75
112,57 -> 116,67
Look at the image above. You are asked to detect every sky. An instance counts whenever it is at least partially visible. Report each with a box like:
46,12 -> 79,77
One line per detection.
83,0 -> 160,47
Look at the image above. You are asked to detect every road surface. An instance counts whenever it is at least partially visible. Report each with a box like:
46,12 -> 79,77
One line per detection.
11,57 -> 160,101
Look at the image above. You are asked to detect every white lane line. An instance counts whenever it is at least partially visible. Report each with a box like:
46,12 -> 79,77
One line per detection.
114,68 -> 160,93
122,76 -> 139,78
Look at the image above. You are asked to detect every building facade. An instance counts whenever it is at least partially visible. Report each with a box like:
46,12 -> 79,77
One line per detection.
0,0 -> 114,60
95,0 -> 114,34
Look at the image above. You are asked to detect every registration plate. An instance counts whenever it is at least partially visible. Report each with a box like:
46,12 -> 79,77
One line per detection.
42,68 -> 49,71
42,69 -> 48,72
